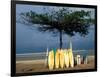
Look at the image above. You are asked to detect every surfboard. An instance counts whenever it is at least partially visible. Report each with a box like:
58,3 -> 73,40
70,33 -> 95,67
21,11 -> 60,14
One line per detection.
53,48 -> 56,67
76,55 -> 81,65
48,50 -> 54,70
45,48 -> 49,67
68,49 -> 74,67
59,49 -> 65,68
64,49 -> 69,68
55,49 -> 60,69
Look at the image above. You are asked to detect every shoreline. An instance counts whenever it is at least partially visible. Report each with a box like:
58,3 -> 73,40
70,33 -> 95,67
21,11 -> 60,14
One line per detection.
16,50 -> 94,55
16,53 -> 94,61
16,56 -> 95,73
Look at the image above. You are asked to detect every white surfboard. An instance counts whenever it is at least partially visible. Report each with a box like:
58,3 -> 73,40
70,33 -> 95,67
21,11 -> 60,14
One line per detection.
55,49 -> 60,69
76,55 -> 81,65
64,49 -> 69,68
59,49 -> 65,68
45,47 -> 48,66
68,49 -> 74,67
48,50 -> 54,70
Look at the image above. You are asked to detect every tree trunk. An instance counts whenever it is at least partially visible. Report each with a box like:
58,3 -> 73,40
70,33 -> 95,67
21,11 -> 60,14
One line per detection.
59,31 -> 63,49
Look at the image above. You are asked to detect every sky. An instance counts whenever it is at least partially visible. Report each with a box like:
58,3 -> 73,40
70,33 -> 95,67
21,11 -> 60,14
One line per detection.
16,4 -> 95,54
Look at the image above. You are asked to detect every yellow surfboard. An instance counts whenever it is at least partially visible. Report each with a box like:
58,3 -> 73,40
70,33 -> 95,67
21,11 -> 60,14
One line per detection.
55,49 -> 60,69
68,49 -> 74,67
48,50 -> 54,70
64,49 -> 69,68
59,49 -> 65,68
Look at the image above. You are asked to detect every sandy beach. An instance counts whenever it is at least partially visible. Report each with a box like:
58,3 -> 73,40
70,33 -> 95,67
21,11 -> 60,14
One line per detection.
16,52 -> 95,74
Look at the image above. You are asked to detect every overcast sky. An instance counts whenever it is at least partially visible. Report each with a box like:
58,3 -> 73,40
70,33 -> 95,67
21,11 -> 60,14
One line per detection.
16,4 -> 95,54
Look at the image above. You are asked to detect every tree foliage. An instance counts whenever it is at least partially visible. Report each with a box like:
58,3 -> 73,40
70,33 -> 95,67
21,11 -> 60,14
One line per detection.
18,7 -> 94,48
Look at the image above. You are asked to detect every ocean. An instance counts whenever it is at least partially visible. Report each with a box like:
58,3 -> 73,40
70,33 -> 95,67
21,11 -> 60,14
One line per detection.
16,50 -> 94,61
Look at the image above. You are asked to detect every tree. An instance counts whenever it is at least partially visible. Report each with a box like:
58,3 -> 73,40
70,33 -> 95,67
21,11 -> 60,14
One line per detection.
17,7 -> 94,49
